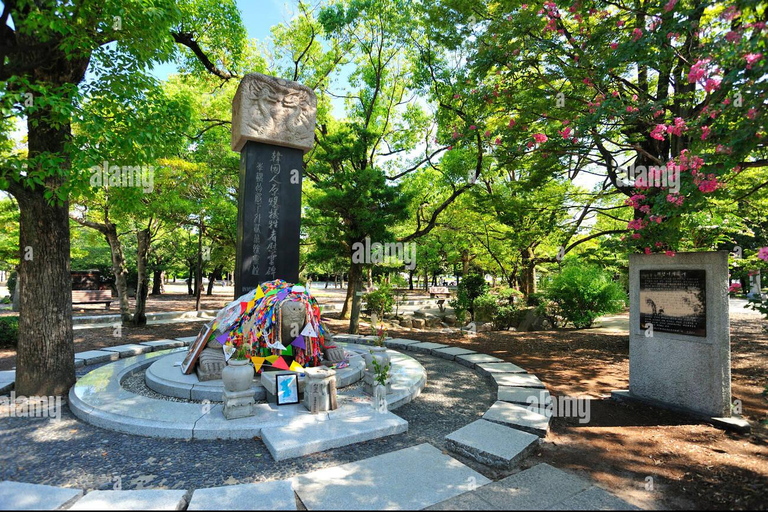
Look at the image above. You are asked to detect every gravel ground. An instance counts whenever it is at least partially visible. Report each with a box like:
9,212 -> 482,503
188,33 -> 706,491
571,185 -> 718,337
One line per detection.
0,353 -> 497,491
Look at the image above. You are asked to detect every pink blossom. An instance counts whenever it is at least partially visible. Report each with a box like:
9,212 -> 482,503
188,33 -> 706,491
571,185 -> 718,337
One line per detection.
667,117 -> 687,136
559,127 -> 572,139
644,247 -> 652,255
728,283 -> 742,293
687,59 -> 711,83
494,138 -> 501,145
508,118 -> 516,128
453,94 -> 460,99
704,78 -> 721,93
758,247 -> 768,261
533,133 -> 548,144
745,53 -> 763,69
469,125 -> 476,130
632,233 -> 641,240
650,124 -> 667,140
666,194 -> 684,207
484,130 -> 491,137
617,20 -> 625,27
663,0 -> 678,12
698,179 -> 720,193
747,108 -> 758,120
665,250 -> 676,257
626,105 -> 638,113
632,28 -> 643,42
610,42 -> 618,50
725,30 -> 742,43
701,125 -> 711,140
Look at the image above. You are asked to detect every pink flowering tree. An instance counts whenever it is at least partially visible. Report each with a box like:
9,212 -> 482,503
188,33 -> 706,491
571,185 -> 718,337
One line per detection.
424,0 -> 767,255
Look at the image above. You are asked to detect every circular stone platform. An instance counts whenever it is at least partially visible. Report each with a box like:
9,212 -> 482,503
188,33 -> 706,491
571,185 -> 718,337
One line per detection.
145,345 -> 367,402
68,343 -> 427,441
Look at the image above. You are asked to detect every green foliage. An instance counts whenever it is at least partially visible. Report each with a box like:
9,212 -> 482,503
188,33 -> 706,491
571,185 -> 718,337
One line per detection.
473,293 -> 498,322
0,317 -> 18,349
544,264 -> 627,329
364,284 -> 395,318
449,274 -> 488,321
493,305 -> 522,331
6,271 -> 16,298
370,355 -> 391,386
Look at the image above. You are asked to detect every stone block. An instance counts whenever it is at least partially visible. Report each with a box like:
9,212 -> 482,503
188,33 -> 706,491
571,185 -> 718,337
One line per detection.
100,344 -> 153,357
445,419 -> 539,468
491,373 -> 545,390
548,486 -> 639,510
188,481 -> 296,511
73,350 -> 120,366
476,362 -> 527,376
0,481 -> 83,510
232,73 -> 317,153
431,347 -> 476,361
69,489 -> 189,510
455,353 -> 504,369
483,401 -> 550,437
409,342 -> 448,354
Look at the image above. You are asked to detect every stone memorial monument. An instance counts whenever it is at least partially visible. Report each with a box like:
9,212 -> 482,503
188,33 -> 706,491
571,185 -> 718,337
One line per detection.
231,73 -> 317,297
614,251 -> 737,424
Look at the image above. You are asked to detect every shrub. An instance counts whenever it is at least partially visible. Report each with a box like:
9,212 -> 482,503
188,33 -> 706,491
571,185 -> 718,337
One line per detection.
7,271 -> 17,298
449,274 -> 488,321
0,317 -> 18,349
364,284 -> 395,319
493,304 -> 521,330
544,263 -> 627,329
473,293 -> 499,322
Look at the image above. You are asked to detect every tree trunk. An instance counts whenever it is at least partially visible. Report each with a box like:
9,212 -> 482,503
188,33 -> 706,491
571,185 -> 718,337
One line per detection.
187,262 -> 195,295
13,183 -> 75,397
519,248 -> 537,296
408,269 -> 414,290
151,270 -> 163,295
195,219 -> 203,311
206,265 -> 222,296
339,275 -> 353,320
104,226 -> 132,325
133,227 -> 150,326
348,261 -> 363,334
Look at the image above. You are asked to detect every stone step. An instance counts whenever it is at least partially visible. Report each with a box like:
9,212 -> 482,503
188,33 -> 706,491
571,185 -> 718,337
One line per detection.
455,353 -> 504,369
408,341 -> 449,354
292,443 -> 490,510
431,347 -> 476,361
68,489 -> 189,510
140,339 -> 187,350
73,350 -> 120,366
384,338 -> 423,350
0,481 -> 83,510
445,419 -> 540,469
497,386 -> 552,407
482,401 -> 551,437
261,407 -> 408,461
188,481 -> 296,510
491,373 -> 545,390
476,362 -> 527,377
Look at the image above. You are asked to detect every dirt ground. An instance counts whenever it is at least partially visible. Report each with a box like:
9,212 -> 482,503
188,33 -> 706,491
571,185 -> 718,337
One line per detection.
1,304 -> 766,510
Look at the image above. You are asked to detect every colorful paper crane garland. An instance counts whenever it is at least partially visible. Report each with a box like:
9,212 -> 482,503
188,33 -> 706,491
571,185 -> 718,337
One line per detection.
211,280 -> 330,371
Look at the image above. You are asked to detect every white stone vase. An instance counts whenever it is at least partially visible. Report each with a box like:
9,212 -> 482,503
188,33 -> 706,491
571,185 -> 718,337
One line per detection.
372,382 -> 388,412
222,358 -> 254,393
365,346 -> 390,372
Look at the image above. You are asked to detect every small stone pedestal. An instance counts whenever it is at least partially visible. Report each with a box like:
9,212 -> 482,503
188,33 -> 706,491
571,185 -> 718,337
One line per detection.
303,367 -> 338,414
223,389 -> 255,419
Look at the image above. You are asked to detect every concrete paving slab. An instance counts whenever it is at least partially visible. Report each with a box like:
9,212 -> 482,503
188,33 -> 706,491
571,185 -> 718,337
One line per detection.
140,339 -> 186,350
497,386 -> 551,407
188,480 -> 296,510
455,353 -> 504,369
491,373 -> 545,389
548,486 -> 640,510
473,463 -> 590,510
431,347 -> 476,361
0,481 -> 83,510
424,492 -> 495,510
73,350 -> 120,365
445,419 -> 540,468
174,336 -> 198,345
409,342 -> 448,354
262,410 -> 407,461
69,489 -> 189,510
483,401 -> 550,437
476,362 -> 527,376
293,443 -> 490,510
101,344 -> 153,357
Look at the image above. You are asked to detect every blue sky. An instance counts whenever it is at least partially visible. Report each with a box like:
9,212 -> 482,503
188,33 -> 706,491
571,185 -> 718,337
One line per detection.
151,0 -> 297,80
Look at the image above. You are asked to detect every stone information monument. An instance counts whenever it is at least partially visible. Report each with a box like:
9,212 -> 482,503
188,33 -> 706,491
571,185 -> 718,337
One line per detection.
615,251 -> 734,421
231,73 -> 317,297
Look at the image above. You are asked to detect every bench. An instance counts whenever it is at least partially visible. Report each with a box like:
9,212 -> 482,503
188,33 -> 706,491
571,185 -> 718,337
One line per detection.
72,290 -> 112,309
428,286 -> 451,298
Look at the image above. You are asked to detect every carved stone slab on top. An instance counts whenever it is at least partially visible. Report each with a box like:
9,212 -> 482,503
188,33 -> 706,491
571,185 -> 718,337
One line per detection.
232,73 -> 317,153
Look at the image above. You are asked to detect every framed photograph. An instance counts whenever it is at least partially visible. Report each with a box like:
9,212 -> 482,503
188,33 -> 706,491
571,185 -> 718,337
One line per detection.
181,322 -> 215,375
275,373 -> 300,405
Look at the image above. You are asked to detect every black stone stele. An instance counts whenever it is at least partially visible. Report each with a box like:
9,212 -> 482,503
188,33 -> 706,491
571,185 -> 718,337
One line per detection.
235,140 -> 303,296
